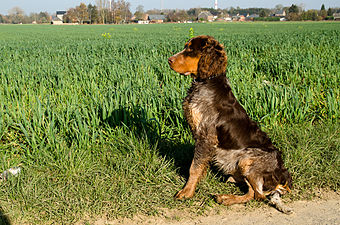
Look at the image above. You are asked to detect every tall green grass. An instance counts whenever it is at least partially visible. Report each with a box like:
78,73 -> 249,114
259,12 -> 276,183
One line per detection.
0,22 -> 339,224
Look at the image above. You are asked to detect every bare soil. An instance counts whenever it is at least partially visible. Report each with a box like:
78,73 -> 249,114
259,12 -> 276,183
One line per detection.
89,191 -> 340,225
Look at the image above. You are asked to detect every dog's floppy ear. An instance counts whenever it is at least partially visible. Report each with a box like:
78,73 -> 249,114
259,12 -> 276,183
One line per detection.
197,38 -> 227,79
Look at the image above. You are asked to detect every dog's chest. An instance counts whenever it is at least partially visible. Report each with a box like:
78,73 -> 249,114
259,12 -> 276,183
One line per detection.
183,100 -> 203,133
183,85 -> 215,134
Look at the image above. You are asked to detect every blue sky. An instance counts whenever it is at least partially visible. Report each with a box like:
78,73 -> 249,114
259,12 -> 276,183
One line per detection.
1,0 -> 339,15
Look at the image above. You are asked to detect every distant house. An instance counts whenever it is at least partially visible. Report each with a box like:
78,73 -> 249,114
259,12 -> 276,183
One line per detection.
273,10 -> 286,17
224,16 -> 232,22
223,13 -> 232,21
51,11 -> 66,25
198,11 -> 214,22
131,14 -> 149,23
231,15 -> 239,21
246,14 -> 259,21
138,20 -> 149,24
148,15 -> 166,23
231,13 -> 248,22
239,15 -> 246,21
51,16 -> 63,25
56,11 -> 66,20
215,18 -> 225,22
333,13 -> 340,20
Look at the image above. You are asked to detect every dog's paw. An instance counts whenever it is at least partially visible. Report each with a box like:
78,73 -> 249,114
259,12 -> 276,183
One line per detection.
269,192 -> 293,214
174,188 -> 194,200
280,206 -> 293,215
214,194 -> 235,205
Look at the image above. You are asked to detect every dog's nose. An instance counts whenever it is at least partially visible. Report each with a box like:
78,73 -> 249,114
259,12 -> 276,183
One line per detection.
168,56 -> 175,64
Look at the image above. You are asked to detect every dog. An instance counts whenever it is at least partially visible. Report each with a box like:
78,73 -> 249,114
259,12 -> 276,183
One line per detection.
168,35 -> 293,214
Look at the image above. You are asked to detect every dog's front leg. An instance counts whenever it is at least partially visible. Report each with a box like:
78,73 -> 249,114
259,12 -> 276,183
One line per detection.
175,141 -> 212,199
269,192 -> 293,214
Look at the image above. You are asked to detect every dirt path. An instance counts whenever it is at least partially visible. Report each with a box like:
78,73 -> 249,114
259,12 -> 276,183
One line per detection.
164,199 -> 340,225
90,192 -> 340,225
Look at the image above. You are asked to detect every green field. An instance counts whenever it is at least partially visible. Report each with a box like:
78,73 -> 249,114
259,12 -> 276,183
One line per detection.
0,22 -> 339,224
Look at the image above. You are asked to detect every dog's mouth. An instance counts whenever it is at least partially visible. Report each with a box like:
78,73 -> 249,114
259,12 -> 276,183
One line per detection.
168,63 -> 193,76
168,55 -> 198,76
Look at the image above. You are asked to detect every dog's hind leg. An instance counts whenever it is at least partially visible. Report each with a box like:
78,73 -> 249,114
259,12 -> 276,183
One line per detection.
215,179 -> 255,205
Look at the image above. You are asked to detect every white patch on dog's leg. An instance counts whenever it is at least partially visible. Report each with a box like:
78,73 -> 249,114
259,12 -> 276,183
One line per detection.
256,180 -> 264,196
269,192 -> 293,214
227,176 -> 236,183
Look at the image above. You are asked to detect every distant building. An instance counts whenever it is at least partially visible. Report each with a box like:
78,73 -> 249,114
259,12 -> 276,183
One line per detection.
223,14 -> 232,21
56,11 -> 66,21
333,13 -> 340,20
51,11 -> 66,25
246,14 -> 259,21
198,11 -> 214,22
51,16 -> 63,25
138,20 -> 149,24
239,15 -> 246,21
131,14 -> 149,23
273,10 -> 286,17
231,14 -> 246,22
148,15 -> 166,23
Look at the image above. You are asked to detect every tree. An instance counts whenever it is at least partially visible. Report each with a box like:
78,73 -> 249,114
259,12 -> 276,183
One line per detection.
320,4 -> 327,19
288,4 -> 299,14
287,4 -> 300,21
0,14 -> 10,23
110,0 -> 131,24
38,11 -> 50,23
75,3 -> 89,24
327,8 -> 333,16
8,7 -> 25,24
65,8 -> 78,23
187,8 -> 200,16
88,4 -> 99,24
301,10 -> 321,21
275,4 -> 283,11
96,0 -> 109,24
167,10 -> 189,22
65,3 -> 89,24
259,10 -> 267,17
146,9 -> 162,15
321,4 -> 326,11
134,5 -> 145,20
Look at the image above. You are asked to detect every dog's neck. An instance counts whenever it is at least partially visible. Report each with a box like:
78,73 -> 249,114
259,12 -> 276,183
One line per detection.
193,74 -> 224,83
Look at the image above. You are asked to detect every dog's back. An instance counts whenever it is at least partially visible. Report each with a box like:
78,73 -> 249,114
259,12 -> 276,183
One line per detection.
185,74 -> 274,150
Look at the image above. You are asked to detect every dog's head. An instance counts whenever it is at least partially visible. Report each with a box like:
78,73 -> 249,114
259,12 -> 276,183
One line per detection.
168,35 -> 227,80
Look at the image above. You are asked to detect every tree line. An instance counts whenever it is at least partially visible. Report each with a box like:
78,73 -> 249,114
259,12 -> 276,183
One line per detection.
0,7 -> 50,24
0,2 -> 339,24
286,4 -> 337,21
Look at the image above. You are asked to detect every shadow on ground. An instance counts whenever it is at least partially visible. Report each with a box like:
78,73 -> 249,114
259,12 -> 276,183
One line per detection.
101,105 -> 194,178
0,206 -> 11,225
